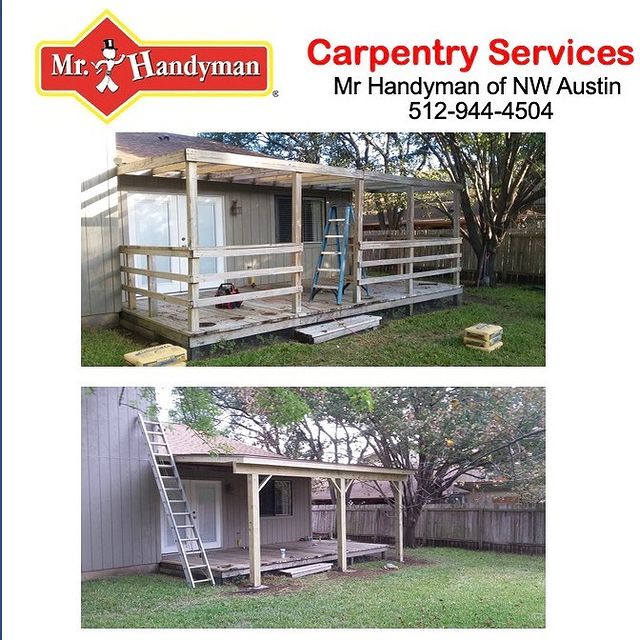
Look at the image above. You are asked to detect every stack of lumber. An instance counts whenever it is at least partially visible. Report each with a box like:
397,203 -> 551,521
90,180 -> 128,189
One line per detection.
279,562 -> 333,578
463,323 -> 503,352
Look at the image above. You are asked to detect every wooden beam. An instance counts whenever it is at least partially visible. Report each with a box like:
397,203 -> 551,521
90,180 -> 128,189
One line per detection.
452,189 -> 462,296
232,460 -> 410,482
258,475 -> 273,492
120,245 -> 192,257
196,285 -> 302,308
198,265 -> 303,284
361,238 -> 462,250
352,178 -> 364,303
291,172 -> 303,315
121,285 -> 190,307
406,187 -> 415,297
192,243 -> 302,258
187,257 -> 200,332
185,161 -> 199,247
147,255 -> 158,317
360,267 -> 461,287
116,150 -> 186,176
335,477 -> 347,572
361,252 -> 461,269
247,474 -> 262,588
392,481 -> 404,562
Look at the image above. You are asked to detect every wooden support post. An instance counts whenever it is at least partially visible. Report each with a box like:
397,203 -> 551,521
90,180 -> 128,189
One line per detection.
351,178 -> 364,303
185,161 -> 200,331
125,253 -> 137,310
146,254 -> 157,317
406,187 -> 415,313
247,473 -> 262,588
452,188 -> 462,305
335,477 -> 348,571
291,172 -> 303,314
187,256 -> 200,332
392,481 -> 404,562
477,507 -> 485,551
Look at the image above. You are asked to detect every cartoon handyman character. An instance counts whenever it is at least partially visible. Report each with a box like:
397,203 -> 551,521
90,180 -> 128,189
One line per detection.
93,38 -> 125,93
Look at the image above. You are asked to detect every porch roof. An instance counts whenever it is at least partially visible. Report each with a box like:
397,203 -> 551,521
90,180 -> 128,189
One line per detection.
174,453 -> 411,482
115,147 -> 462,193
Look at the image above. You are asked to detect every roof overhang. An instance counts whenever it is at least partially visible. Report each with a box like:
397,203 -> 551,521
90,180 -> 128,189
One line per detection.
116,147 -> 461,194
174,453 -> 411,482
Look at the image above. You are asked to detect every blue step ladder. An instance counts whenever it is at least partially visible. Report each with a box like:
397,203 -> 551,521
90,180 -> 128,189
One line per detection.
310,205 -> 369,304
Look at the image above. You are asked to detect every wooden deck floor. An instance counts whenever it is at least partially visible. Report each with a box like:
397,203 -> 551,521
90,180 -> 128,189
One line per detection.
120,280 -> 463,351
160,539 -> 389,580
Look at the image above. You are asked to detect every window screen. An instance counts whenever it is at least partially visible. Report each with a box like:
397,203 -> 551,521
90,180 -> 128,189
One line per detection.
259,479 -> 293,516
275,197 -> 325,243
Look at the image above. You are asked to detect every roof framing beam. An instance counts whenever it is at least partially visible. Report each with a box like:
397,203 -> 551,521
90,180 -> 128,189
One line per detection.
232,458 -> 410,481
117,150 -> 187,176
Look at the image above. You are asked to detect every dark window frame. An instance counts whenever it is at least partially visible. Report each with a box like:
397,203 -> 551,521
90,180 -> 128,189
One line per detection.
275,195 -> 326,243
259,478 -> 293,517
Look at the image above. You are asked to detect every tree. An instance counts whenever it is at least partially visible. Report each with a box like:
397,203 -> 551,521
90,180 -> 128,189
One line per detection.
170,387 -> 545,546
420,133 -> 545,285
198,132 -> 431,229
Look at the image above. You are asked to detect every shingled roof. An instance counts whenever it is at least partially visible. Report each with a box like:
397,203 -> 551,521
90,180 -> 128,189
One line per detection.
164,423 -> 283,458
115,132 -> 269,164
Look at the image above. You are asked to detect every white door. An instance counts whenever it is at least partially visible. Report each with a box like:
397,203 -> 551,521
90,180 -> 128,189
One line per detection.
127,192 -> 225,293
177,195 -> 225,290
161,480 -> 223,553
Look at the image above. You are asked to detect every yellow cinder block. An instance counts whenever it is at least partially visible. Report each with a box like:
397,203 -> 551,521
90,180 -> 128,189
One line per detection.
465,340 -> 503,353
124,344 -> 187,367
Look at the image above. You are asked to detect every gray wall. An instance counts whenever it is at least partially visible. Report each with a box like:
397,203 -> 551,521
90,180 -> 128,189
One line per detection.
81,388 -> 161,574
82,388 -> 313,576
81,171 -> 351,324
179,464 -> 312,548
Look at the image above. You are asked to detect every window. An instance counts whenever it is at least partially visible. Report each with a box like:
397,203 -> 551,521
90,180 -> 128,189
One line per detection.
275,196 -> 325,243
259,479 -> 293,516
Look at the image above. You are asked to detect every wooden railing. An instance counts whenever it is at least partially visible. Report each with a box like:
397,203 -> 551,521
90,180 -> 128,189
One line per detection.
360,237 -> 462,290
120,243 -> 303,333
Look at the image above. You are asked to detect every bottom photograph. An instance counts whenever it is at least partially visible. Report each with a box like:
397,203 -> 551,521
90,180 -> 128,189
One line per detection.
81,386 -> 545,629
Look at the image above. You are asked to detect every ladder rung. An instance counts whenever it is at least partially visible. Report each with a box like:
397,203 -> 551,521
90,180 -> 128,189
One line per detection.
325,234 -> 344,238
318,268 -> 340,272
181,537 -> 199,542
331,218 -> 346,222
193,579 -> 213,584
169,499 -> 187,502
321,251 -> 340,255
157,464 -> 174,467
172,512 -> 191,516
188,564 -> 208,569
185,550 -> 204,555
176,524 -> 196,528
314,285 -> 339,290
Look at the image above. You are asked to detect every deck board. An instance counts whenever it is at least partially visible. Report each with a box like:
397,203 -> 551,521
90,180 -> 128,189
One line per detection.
121,281 -> 463,351
160,539 -> 388,579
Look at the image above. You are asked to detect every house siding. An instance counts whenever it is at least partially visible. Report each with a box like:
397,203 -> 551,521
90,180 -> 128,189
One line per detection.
178,464 -> 312,547
82,388 -> 313,576
81,172 -> 352,323
81,388 -> 161,574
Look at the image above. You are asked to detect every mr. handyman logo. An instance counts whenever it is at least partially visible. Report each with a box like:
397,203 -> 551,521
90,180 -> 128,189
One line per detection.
36,11 -> 273,121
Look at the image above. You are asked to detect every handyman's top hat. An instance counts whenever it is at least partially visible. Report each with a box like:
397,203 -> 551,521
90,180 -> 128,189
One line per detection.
102,39 -> 117,50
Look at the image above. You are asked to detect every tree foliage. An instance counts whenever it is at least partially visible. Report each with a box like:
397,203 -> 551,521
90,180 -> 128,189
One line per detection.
199,131 -> 545,283
170,386 -> 545,545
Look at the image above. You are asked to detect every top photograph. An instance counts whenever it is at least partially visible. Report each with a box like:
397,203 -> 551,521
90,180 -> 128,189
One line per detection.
81,132 -> 545,367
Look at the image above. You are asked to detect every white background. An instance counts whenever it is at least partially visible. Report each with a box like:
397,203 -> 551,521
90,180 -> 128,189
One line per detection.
2,0 -> 639,638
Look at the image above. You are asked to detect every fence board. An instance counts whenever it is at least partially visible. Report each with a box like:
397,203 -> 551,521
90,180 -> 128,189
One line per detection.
312,503 -> 545,555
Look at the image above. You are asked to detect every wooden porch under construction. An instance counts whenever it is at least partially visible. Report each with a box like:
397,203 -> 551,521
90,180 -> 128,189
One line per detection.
116,146 -> 463,354
160,539 -> 389,581
121,279 -> 463,351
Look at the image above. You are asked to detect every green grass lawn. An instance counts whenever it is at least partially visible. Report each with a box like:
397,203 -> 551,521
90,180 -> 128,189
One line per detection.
81,285 -> 544,366
81,548 -> 545,628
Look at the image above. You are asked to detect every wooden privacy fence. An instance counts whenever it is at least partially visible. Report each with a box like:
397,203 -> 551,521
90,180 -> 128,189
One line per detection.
312,503 -> 545,555
363,228 -> 545,282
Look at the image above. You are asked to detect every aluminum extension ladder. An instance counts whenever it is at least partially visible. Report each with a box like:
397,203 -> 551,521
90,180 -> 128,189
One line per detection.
137,413 -> 215,588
